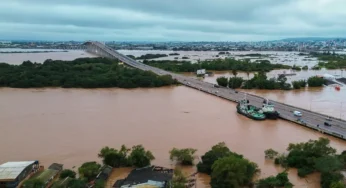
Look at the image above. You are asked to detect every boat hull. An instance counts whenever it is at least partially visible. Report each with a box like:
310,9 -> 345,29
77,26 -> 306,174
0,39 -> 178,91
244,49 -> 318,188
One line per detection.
236,104 -> 266,120
263,112 -> 280,120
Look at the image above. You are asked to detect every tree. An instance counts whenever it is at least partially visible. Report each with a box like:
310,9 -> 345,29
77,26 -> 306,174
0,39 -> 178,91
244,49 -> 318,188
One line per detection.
67,179 -> 87,188
197,142 -> 242,175
314,156 -> 343,173
228,77 -> 243,89
95,179 -> 106,188
99,145 -> 129,167
308,76 -> 326,87
321,172 -> 344,188
264,149 -> 279,159
210,155 -> 259,188
169,148 -> 197,165
128,145 -> 155,167
78,161 -> 101,181
231,69 -> 238,77
170,168 -> 187,188
257,172 -> 293,188
330,181 -> 345,188
23,179 -> 44,188
216,76 -> 228,87
274,138 -> 338,178
59,169 -> 76,179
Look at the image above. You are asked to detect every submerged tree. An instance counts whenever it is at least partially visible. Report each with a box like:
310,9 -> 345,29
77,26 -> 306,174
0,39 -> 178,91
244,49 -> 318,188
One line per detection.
78,161 -> 101,181
169,148 -> 197,165
128,145 -> 155,168
210,155 -> 259,188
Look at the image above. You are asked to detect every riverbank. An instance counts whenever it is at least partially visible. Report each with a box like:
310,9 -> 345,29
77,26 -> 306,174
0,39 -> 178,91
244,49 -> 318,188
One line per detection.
1,87 -> 346,187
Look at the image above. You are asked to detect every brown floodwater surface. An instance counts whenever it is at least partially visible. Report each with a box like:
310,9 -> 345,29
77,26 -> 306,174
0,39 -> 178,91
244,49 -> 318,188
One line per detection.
1,87 -> 346,187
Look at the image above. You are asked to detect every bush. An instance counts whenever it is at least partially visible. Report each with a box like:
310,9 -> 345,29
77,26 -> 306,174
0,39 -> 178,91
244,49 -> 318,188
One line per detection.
78,162 -> 101,181
302,65 -> 308,70
59,169 -> 76,179
264,149 -> 279,159
197,142 -> 243,175
216,76 -> 228,87
210,156 -> 259,188
308,76 -> 326,87
257,172 -> 293,188
169,148 -> 197,165
292,80 -> 306,89
297,167 -> 314,177
228,77 -> 243,89
128,145 -> 155,168
22,179 -> 44,188
321,172 -> 344,188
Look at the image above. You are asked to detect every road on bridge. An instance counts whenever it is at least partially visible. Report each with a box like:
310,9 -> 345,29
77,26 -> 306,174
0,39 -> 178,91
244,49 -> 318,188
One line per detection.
88,41 -> 346,140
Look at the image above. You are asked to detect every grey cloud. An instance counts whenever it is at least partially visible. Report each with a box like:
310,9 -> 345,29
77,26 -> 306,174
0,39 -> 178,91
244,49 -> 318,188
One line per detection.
0,0 -> 345,41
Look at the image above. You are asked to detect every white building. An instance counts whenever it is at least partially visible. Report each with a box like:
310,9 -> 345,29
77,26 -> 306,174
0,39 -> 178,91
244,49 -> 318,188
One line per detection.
196,69 -> 206,75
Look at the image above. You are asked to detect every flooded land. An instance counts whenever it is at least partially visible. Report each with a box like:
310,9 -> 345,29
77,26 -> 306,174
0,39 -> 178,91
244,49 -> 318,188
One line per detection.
1,87 -> 346,187
1,49 -> 346,187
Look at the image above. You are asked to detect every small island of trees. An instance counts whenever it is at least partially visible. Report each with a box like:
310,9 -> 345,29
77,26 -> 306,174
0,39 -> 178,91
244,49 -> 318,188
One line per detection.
0,58 -> 177,88
216,70 -> 326,90
143,58 -> 291,73
265,138 -> 346,188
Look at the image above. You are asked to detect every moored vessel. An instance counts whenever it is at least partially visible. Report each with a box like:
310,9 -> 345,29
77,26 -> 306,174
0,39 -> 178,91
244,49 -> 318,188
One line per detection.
237,98 -> 266,120
261,99 -> 280,120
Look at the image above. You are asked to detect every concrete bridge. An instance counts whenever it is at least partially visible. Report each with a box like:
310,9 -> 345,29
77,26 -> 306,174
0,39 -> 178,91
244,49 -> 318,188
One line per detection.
85,41 -> 346,140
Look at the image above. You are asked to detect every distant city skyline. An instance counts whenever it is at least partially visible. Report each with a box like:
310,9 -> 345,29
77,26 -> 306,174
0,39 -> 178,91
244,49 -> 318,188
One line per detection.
1,0 -> 346,41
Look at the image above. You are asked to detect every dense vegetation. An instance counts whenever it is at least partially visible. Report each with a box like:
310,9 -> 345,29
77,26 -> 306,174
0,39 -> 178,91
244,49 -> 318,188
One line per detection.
78,162 -> 101,181
210,155 -> 259,188
137,53 -> 168,59
59,169 -> 76,179
169,148 -> 197,165
292,80 -> 307,89
143,59 -> 291,72
196,142 -> 259,187
216,76 -> 228,87
0,58 -> 177,88
311,51 -> 346,69
308,76 -> 326,87
243,72 -> 291,90
266,138 -> 346,188
228,77 -> 244,89
98,145 -> 155,168
23,179 -> 45,188
216,72 -> 325,90
169,53 -> 180,56
257,172 -> 293,188
169,168 -> 188,188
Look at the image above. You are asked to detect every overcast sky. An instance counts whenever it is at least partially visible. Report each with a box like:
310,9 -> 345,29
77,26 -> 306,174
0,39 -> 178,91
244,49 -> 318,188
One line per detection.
0,0 -> 345,41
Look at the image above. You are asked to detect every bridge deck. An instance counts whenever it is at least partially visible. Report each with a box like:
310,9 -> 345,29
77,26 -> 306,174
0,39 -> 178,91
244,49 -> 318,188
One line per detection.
86,41 -> 346,140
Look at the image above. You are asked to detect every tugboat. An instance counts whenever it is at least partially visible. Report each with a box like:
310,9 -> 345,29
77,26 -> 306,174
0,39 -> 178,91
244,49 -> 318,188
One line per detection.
237,96 -> 266,120
261,99 -> 280,120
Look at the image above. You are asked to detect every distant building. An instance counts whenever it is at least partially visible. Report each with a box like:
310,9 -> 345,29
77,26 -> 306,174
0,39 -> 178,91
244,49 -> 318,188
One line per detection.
0,161 -> 39,188
113,166 -> 173,188
196,69 -> 206,75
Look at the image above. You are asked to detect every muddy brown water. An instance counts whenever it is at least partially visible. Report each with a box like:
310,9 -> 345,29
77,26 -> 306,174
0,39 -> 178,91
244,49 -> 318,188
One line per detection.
1,87 -> 346,187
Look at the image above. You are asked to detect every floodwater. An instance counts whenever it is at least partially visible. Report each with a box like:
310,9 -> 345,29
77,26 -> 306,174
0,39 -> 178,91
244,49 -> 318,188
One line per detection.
0,48 -> 95,64
0,48 -> 319,67
1,87 -> 346,188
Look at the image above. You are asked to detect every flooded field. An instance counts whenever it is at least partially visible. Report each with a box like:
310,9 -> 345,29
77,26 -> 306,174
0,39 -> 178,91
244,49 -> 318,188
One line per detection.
1,87 -> 346,187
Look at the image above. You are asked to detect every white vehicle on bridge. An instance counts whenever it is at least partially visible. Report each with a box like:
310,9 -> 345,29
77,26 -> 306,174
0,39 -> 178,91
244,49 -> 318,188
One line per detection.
293,111 -> 302,117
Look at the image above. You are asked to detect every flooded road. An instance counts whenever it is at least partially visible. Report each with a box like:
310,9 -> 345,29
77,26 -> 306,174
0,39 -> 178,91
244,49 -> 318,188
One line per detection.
1,87 -> 346,187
